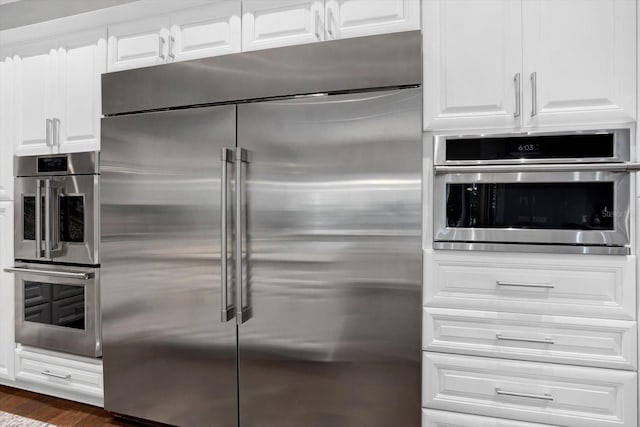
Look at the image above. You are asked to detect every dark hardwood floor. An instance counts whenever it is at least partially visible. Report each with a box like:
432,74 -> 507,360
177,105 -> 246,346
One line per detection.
0,385 -> 144,427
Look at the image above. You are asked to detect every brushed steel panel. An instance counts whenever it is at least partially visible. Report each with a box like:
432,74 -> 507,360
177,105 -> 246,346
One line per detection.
102,31 -> 421,115
100,105 -> 237,427
237,88 -> 422,426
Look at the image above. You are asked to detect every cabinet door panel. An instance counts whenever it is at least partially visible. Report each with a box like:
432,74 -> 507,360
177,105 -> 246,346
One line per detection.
108,16 -> 170,72
0,203 -> 14,380
15,45 -> 56,156
423,0 -> 522,131
242,0 -> 324,51
325,0 -> 419,40
170,2 -> 241,62
58,30 -> 106,153
523,0 -> 636,127
0,57 -> 14,200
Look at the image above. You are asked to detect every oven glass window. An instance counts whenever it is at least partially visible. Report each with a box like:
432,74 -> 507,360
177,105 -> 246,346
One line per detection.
24,281 -> 85,330
23,196 -> 45,240
59,196 -> 85,243
446,182 -> 615,230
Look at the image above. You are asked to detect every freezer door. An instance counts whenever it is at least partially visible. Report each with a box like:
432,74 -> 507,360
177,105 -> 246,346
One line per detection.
100,106 -> 238,427
237,88 -> 422,426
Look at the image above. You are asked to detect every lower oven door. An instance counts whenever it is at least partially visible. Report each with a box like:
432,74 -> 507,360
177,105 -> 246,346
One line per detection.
434,170 -> 630,248
7,263 -> 101,357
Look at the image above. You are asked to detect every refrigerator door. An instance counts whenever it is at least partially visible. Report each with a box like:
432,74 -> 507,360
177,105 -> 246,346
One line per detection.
100,106 -> 238,427
237,88 -> 422,426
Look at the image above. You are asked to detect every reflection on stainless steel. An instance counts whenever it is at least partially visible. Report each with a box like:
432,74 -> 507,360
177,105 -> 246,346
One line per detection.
101,105 -> 238,427
237,89 -> 422,427
101,31 -> 421,115
101,31 -> 422,427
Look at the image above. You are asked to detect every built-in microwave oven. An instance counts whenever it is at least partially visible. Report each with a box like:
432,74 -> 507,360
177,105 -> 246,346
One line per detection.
433,129 -> 633,255
14,152 -> 99,265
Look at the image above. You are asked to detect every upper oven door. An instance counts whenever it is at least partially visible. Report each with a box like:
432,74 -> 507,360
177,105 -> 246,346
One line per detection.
434,170 -> 630,247
15,174 -> 99,265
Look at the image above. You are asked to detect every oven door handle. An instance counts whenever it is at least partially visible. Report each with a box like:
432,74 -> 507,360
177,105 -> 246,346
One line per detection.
3,267 -> 93,280
434,163 -> 631,174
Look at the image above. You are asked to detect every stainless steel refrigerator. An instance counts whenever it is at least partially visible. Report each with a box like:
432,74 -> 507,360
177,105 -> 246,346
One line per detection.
100,31 -> 422,427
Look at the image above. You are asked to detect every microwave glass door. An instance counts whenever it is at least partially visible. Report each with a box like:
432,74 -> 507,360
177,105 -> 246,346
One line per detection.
446,182 -> 614,230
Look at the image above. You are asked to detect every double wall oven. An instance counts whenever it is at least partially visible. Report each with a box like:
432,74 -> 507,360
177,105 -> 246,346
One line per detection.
5,152 -> 101,357
433,129 -> 633,255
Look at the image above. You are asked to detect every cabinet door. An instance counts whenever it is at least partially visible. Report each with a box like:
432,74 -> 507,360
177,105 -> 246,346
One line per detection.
522,0 -> 636,128
0,56 -> 14,200
242,0 -> 324,51
170,1 -> 241,62
423,0 -> 522,131
324,0 -> 419,40
0,202 -> 14,381
14,42 -> 57,156
107,16 -> 170,72
57,29 -> 107,153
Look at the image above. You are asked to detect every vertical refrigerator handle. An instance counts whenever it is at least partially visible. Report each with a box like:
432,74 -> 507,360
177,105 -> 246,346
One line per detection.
220,148 -> 235,322
235,147 -> 251,324
35,179 -> 43,258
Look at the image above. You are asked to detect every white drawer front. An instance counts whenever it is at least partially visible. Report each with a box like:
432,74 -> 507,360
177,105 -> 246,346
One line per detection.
423,352 -> 637,427
15,347 -> 103,397
424,308 -> 637,370
423,409 -> 556,427
425,252 -> 636,320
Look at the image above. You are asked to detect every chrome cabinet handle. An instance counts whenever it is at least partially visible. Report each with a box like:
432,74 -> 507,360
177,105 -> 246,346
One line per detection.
168,35 -> 175,60
235,148 -> 251,324
220,148 -> 235,322
496,334 -> 554,345
496,388 -> 553,401
314,10 -> 321,40
53,118 -> 60,146
327,7 -> 335,38
4,267 -> 93,280
513,73 -> 521,118
46,119 -> 53,147
497,281 -> 554,289
159,36 -> 166,60
44,179 -> 52,259
41,370 -> 71,380
35,179 -> 43,258
530,72 -> 537,117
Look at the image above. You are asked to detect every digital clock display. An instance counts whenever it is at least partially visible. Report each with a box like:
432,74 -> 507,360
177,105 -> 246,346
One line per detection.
38,156 -> 68,173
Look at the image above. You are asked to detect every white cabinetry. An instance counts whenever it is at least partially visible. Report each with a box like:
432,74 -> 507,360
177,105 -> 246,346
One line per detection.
423,0 -> 636,131
0,203 -> 14,381
108,2 -> 241,71
0,56 -> 14,200
15,346 -> 103,406
242,0 -> 419,50
324,0 -> 419,40
14,29 -> 106,156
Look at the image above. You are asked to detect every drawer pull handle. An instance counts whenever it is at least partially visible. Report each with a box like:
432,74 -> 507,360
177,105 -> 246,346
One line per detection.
496,281 -> 554,289
496,388 -> 553,401
496,334 -> 554,345
41,370 -> 71,380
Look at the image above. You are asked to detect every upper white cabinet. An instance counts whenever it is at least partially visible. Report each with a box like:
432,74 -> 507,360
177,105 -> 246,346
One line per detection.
324,0 -> 419,40
242,0 -> 325,51
423,0 -> 522,131
242,0 -> 419,50
108,2 -> 241,72
14,29 -> 106,156
0,55 -> 14,200
423,0 -> 636,131
522,0 -> 636,128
